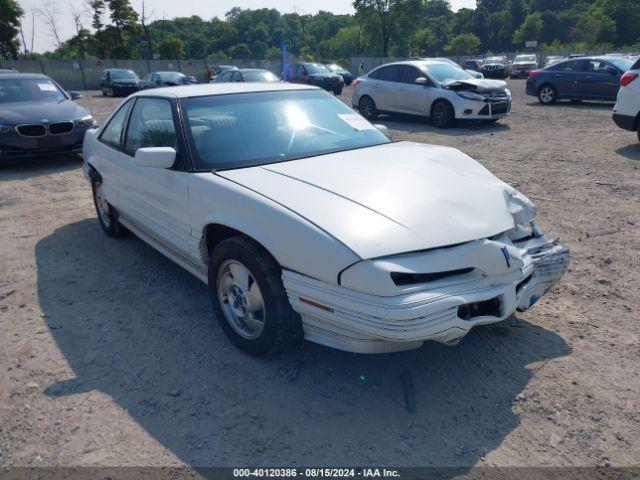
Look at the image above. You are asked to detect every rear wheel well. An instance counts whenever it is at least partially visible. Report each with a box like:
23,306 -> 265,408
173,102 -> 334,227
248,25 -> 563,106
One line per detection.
87,164 -> 101,182
538,83 -> 556,95
634,111 -> 640,131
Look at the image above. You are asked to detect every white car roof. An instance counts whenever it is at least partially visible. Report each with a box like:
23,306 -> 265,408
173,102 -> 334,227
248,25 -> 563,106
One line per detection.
131,82 -> 318,98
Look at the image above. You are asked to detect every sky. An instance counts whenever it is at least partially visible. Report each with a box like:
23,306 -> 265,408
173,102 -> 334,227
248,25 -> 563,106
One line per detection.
17,0 -> 477,53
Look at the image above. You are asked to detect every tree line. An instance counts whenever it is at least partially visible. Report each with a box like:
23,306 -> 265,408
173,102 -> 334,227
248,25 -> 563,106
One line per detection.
0,0 -> 639,62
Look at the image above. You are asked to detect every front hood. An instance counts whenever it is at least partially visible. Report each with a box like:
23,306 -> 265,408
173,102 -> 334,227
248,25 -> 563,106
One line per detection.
513,62 -> 536,67
442,78 -> 507,92
0,100 -> 89,125
217,142 -> 525,259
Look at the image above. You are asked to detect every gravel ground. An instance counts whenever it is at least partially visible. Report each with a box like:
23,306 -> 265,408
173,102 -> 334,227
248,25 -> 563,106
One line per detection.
0,80 -> 639,471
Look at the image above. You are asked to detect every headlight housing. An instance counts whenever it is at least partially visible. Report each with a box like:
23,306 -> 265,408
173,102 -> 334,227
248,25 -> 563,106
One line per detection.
74,115 -> 96,128
456,90 -> 485,101
0,124 -> 14,134
504,88 -> 511,97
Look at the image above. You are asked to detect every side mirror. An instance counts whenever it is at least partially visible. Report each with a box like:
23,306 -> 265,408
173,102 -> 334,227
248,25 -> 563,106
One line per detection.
134,147 -> 176,168
414,77 -> 428,85
374,123 -> 390,137
69,91 -> 82,100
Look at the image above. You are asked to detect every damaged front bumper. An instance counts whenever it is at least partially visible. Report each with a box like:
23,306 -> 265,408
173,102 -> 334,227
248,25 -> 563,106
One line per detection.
283,235 -> 569,354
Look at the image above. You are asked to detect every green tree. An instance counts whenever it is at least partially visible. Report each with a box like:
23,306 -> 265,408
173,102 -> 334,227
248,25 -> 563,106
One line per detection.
228,43 -> 251,59
353,0 -> 401,57
410,28 -> 437,56
0,0 -> 23,59
158,36 -> 184,59
206,50 -> 228,61
88,0 -> 105,31
327,25 -> 361,58
445,33 -> 481,55
513,12 -> 543,45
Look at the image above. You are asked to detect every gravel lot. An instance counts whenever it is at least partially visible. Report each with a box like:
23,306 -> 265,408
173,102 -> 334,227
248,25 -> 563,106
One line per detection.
1,80 -> 639,471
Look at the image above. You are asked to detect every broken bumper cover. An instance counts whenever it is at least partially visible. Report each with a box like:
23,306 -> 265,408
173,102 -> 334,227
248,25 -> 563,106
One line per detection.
283,237 -> 570,354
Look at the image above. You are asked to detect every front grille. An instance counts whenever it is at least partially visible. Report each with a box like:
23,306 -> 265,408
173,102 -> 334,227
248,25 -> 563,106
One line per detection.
479,101 -> 510,116
16,124 -> 46,137
48,122 -> 74,135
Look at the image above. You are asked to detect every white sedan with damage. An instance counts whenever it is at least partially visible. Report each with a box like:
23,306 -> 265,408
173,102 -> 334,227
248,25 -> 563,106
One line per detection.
82,83 -> 569,355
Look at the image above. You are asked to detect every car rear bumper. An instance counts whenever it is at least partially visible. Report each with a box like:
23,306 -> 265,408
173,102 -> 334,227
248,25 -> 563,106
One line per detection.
612,112 -> 636,131
283,237 -> 570,353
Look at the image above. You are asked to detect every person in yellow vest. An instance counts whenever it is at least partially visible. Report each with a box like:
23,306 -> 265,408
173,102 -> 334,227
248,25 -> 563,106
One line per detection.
204,66 -> 213,83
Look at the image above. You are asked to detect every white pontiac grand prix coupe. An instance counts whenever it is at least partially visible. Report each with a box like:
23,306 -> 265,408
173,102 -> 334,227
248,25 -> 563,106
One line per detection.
82,83 -> 570,355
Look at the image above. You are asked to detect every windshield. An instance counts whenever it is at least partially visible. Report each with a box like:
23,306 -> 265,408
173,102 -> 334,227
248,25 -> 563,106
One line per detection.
422,63 -> 473,83
326,64 -> 344,72
305,64 -> 330,74
110,70 -> 137,79
243,70 -> 279,82
608,57 -> 634,72
182,90 -> 390,171
485,57 -> 506,64
515,55 -> 536,62
0,77 -> 66,104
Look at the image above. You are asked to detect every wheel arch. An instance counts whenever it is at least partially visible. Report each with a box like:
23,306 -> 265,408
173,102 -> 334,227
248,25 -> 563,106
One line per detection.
430,97 -> 454,116
537,82 -> 557,95
200,223 -> 275,268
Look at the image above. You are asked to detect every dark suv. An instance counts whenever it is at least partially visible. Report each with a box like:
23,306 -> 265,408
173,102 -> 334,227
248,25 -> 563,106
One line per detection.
284,62 -> 344,95
100,69 -> 140,97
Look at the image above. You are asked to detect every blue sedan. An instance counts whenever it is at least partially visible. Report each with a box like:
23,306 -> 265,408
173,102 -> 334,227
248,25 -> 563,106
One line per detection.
526,56 -> 634,104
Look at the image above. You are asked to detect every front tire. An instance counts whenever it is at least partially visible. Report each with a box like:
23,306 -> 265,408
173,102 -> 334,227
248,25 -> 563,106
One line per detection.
431,99 -> 455,128
91,176 -> 125,237
358,95 -> 378,120
334,86 -> 343,96
208,237 -> 302,356
538,84 -> 557,105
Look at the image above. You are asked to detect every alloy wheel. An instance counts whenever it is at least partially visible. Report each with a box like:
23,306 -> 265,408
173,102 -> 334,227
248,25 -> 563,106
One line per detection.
94,182 -> 111,228
359,97 -> 374,119
540,87 -> 554,104
217,259 -> 265,340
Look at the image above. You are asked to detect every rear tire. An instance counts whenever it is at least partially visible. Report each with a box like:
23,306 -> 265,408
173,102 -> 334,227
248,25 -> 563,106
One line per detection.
637,125 -> 640,144
538,84 -> 557,105
91,176 -> 126,237
431,99 -> 455,129
208,237 -> 302,356
358,95 -> 378,120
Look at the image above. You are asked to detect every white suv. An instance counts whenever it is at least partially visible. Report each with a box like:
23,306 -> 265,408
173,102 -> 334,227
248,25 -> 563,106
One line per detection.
613,57 -> 640,143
